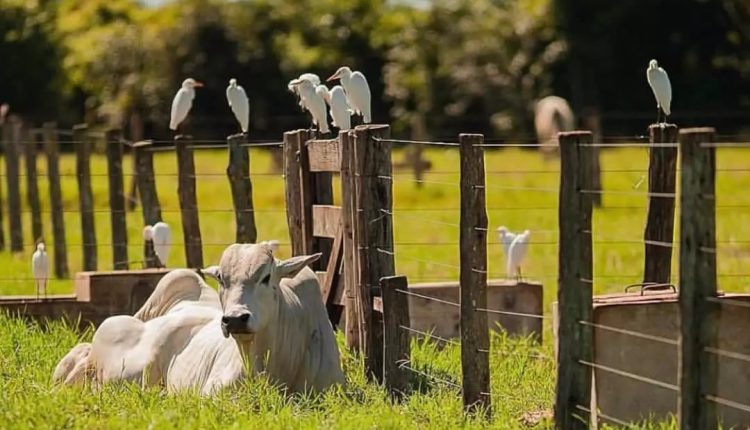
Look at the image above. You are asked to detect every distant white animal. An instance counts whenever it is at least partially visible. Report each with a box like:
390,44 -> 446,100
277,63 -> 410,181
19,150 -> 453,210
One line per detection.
534,96 -> 575,157
319,85 -> 352,131
53,241 -> 345,395
646,59 -> 672,124
170,78 -> 203,131
496,226 -> 517,255
289,78 -> 330,134
327,66 -> 371,124
225,78 -> 250,133
151,222 -> 172,268
32,242 -> 49,300
507,230 -> 531,281
288,73 -> 321,110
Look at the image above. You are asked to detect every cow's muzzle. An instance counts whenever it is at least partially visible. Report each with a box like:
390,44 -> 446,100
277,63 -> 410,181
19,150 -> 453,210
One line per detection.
221,312 -> 252,338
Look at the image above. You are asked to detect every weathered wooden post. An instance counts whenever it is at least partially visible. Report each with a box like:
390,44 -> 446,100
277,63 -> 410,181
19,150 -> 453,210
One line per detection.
284,130 -> 305,256
106,129 -> 128,270
340,130 -> 361,350
43,122 -> 69,277
23,128 -> 42,244
299,132 -> 333,269
4,117 -> 23,252
459,133 -> 491,416
381,275 -> 411,399
226,134 -> 257,243
176,135 -> 203,268
678,127 -> 718,430
133,140 -> 162,226
74,124 -> 97,271
354,124 -> 393,382
555,131 -> 594,430
643,124 -> 679,286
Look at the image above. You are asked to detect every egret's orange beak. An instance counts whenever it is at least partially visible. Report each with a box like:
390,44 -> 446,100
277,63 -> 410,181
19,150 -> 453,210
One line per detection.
194,81 -> 204,87
326,72 -> 339,82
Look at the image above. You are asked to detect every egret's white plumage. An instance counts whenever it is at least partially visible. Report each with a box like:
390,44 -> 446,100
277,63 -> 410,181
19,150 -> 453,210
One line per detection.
151,222 -> 172,267
289,78 -> 330,134
496,226 -> 517,255
322,85 -> 352,131
288,73 -> 321,110
327,66 -> 371,124
32,242 -> 49,300
170,78 -> 203,131
226,78 -> 250,133
143,225 -> 153,241
646,59 -> 672,122
507,230 -> 530,281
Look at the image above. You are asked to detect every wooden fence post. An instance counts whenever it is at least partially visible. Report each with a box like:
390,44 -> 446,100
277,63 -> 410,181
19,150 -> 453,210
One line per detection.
298,131 -> 333,270
459,133 -> 491,416
24,128 -> 42,244
176,135 -> 203,268
555,131 -> 594,430
133,140 -> 162,226
354,124 -> 393,382
341,130 -> 361,350
106,129 -> 128,270
381,275 -> 411,399
284,130 -> 304,256
73,124 -> 97,271
643,124 -> 679,286
4,118 -> 23,251
43,122 -> 69,277
678,127 -> 718,430
226,133 -> 257,243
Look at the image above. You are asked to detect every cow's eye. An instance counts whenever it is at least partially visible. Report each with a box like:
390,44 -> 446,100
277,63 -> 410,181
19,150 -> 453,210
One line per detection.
261,273 -> 271,285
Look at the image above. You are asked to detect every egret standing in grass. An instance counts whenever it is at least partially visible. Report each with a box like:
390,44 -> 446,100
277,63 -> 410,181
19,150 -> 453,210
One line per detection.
32,242 -> 49,300
151,222 -> 172,268
507,230 -> 530,281
289,78 -> 330,134
288,73 -> 321,111
226,78 -> 250,133
646,59 -> 672,124
327,66 -> 371,124
169,78 -> 204,131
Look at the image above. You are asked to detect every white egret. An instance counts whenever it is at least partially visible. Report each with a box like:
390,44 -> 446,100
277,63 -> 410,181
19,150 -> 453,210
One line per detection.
151,221 -> 172,268
32,242 -> 49,300
226,78 -> 250,133
169,78 -> 204,131
507,230 -> 530,282
320,85 -> 352,131
288,73 -> 321,110
646,59 -> 672,124
289,78 -> 330,134
496,226 -> 517,255
327,66 -> 371,124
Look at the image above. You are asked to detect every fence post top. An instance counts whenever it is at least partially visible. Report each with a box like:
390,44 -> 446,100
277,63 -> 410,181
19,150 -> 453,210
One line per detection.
174,134 -> 192,141
558,130 -> 593,138
73,123 -> 89,131
131,140 -> 153,148
679,127 -> 716,136
648,123 -> 678,131
227,133 -> 246,142
354,124 -> 389,132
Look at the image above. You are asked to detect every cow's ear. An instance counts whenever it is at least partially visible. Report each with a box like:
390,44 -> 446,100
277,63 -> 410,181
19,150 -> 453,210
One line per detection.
275,253 -> 322,279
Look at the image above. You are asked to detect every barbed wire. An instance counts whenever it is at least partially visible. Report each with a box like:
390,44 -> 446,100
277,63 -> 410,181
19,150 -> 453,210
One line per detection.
578,360 -> 678,392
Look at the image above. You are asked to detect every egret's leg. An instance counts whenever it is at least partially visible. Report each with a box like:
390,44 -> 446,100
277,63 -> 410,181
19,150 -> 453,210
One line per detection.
655,106 -> 661,125
35,280 -> 39,301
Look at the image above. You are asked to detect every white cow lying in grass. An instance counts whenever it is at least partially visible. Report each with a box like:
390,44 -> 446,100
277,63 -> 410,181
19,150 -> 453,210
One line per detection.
53,241 -> 345,394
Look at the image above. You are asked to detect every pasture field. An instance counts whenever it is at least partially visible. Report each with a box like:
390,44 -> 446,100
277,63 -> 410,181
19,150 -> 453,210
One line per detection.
1,144 -> 749,428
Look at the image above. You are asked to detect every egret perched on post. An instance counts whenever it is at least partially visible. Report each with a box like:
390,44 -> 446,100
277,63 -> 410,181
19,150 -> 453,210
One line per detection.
151,221 -> 172,268
507,230 -> 531,282
496,226 -> 518,255
289,78 -> 330,134
143,225 -> 158,268
646,59 -> 672,124
169,78 -> 204,131
327,66 -> 371,124
32,241 -> 49,300
288,73 -> 321,110
319,85 -> 352,131
226,78 -> 250,133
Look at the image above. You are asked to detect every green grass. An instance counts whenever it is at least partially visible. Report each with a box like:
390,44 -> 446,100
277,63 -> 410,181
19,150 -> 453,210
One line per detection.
2,145 -> 749,428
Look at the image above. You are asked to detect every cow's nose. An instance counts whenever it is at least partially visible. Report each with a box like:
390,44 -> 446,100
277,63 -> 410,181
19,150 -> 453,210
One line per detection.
221,313 -> 250,325
221,312 -> 253,336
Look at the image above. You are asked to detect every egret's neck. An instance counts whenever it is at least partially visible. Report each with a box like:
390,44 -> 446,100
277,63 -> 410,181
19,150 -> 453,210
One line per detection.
340,73 -> 351,88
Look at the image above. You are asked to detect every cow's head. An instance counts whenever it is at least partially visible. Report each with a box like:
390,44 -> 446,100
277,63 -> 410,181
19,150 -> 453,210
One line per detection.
216,241 -> 321,339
